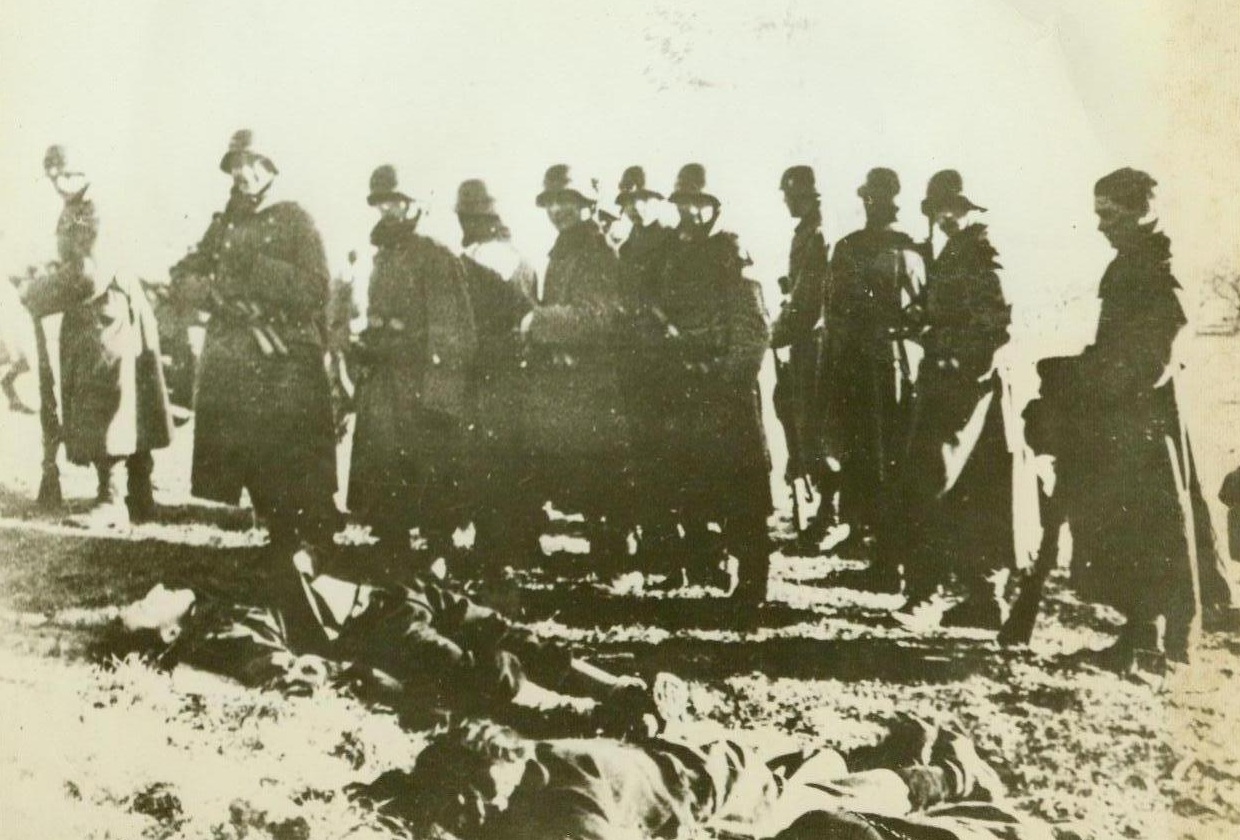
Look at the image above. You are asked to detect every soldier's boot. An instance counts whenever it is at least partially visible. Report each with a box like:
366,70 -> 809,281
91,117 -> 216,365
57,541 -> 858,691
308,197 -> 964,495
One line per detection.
36,463 -> 63,510
126,451 -> 157,524
731,560 -> 770,606
589,521 -> 633,577
67,460 -> 130,530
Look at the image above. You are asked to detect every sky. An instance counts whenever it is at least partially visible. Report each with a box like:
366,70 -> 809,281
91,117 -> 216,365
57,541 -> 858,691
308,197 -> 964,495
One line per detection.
2,0 -> 1238,349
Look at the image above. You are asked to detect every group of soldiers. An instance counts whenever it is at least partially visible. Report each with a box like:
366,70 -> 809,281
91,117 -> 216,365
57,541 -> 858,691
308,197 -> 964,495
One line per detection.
11,129 -> 1240,675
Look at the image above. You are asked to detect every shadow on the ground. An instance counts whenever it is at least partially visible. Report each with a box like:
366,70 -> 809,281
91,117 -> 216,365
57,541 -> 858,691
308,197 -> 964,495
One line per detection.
0,484 -> 258,533
508,584 -> 821,631
589,634 -> 1009,685
0,526 -> 273,613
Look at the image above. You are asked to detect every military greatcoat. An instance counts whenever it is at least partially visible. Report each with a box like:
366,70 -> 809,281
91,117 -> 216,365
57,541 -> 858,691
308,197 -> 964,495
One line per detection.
23,190 -> 172,464
170,188 -> 336,515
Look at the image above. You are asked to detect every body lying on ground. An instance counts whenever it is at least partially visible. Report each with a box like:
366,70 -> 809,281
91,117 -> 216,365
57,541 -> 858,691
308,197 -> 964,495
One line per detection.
349,715 -> 1051,840
109,571 -> 655,737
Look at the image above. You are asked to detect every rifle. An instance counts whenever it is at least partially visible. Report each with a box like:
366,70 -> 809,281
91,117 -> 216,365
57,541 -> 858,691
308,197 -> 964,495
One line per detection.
998,483 -> 1061,646
10,266 -> 63,508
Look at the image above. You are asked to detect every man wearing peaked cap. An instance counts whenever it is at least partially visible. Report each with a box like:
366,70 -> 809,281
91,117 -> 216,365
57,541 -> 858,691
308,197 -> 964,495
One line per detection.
824,167 -> 927,590
515,163 -> 634,563
654,162 -> 773,604
771,166 -> 831,554
20,144 -> 173,528
349,164 -> 477,574
169,128 -> 338,592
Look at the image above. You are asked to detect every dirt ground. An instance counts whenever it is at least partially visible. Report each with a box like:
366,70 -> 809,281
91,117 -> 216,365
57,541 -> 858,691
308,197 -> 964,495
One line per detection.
2,337 -> 1240,840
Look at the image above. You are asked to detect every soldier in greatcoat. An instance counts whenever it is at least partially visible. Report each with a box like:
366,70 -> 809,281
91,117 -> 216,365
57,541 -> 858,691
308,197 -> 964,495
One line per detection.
825,168 -> 927,587
21,145 -> 172,528
898,173 -> 1013,628
349,165 -> 477,568
613,166 -> 680,567
454,179 -> 540,561
1024,169 -> 1237,671
515,165 -> 633,561
169,130 -> 338,559
654,164 -> 772,604
770,166 -> 832,550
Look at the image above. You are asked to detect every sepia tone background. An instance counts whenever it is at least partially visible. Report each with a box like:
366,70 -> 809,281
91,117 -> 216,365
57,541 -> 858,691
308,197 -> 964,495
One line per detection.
2,2 -> 1240,839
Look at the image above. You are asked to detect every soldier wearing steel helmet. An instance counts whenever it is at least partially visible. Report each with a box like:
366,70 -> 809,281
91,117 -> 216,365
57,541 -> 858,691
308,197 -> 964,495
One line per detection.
169,129 -> 338,565
613,165 -> 679,568
514,164 -> 633,562
654,163 -> 772,604
349,165 -> 477,573
453,179 -> 541,562
897,171 -> 1012,629
771,165 -> 833,553
825,168 -> 927,591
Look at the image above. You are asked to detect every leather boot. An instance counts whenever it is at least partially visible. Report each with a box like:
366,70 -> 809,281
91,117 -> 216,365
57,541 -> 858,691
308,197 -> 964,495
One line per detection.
67,460 -> 130,530
126,452 -> 157,523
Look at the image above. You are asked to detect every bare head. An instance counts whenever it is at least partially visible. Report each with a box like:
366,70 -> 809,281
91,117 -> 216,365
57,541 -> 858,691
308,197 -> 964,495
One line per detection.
1094,167 -> 1157,251
120,583 -> 197,645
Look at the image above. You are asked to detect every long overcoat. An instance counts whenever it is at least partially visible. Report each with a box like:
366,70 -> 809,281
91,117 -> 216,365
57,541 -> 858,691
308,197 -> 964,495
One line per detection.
23,191 -> 172,464
824,225 -> 926,529
170,188 -> 335,506
462,238 -> 538,446
770,210 -> 829,482
903,223 -> 1012,585
348,219 -> 477,519
646,230 -> 771,521
1060,228 -> 1229,651
520,221 -> 630,479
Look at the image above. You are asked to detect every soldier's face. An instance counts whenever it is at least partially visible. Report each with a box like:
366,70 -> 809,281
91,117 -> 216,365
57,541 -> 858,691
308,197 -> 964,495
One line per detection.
1095,195 -> 1141,249
622,197 -> 656,227
121,584 -> 196,644
46,168 -> 88,198
546,197 -> 589,232
231,157 -> 275,196
934,208 -> 963,237
604,213 -> 632,245
458,213 -> 493,242
782,191 -> 814,219
377,198 -> 410,221
676,200 -> 716,238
